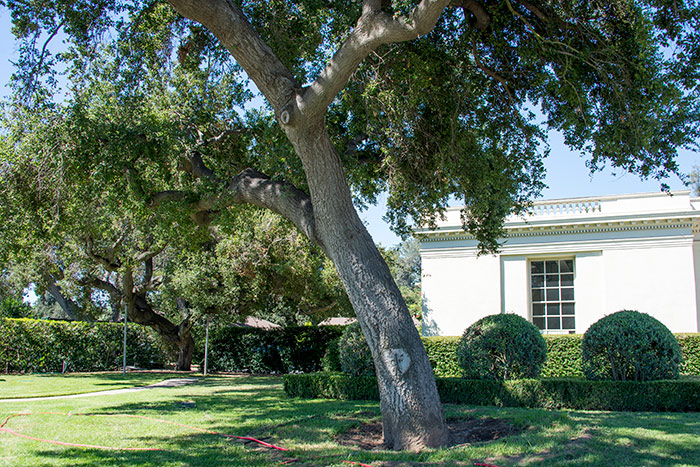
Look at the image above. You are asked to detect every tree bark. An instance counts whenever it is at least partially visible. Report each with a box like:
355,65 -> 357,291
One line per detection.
167,0 -> 451,449
288,123 -> 449,450
44,276 -> 92,322
129,293 -> 194,371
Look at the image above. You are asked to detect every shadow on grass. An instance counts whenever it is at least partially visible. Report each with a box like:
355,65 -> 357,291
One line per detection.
12,376 -> 700,467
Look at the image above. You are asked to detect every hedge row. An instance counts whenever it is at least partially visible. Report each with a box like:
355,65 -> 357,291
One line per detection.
423,334 -> 700,378
0,318 -> 168,373
206,325 -> 344,374
284,373 -> 700,412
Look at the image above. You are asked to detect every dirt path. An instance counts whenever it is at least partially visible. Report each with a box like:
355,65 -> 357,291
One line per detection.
0,378 -> 200,402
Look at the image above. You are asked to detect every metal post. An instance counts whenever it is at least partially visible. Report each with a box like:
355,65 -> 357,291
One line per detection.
203,318 -> 210,376
122,304 -> 128,376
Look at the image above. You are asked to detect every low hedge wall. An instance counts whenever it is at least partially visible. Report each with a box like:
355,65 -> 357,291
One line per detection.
0,318 -> 167,373
206,325 -> 344,374
423,334 -> 700,378
284,372 -> 700,412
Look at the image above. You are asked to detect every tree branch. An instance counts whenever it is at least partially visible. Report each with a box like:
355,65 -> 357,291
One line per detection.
226,168 -> 320,247
85,236 -> 121,271
147,190 -> 188,207
80,276 -> 122,299
453,0 -> 490,31
167,0 -> 299,114
301,0 -> 451,118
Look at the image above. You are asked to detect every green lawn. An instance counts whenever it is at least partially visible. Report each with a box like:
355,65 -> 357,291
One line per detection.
0,374 -> 698,466
0,373 -> 189,399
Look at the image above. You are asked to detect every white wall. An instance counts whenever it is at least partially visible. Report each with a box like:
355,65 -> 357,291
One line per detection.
421,243 -> 500,336
421,227 -> 699,335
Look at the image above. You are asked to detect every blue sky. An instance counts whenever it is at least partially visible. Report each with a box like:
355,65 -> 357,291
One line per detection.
1,9 -> 697,247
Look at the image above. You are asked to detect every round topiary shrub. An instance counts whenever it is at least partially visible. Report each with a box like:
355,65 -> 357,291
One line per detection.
582,310 -> 682,381
338,323 -> 375,376
456,313 -> 547,380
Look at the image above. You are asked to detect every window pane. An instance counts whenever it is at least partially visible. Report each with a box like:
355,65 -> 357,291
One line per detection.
562,316 -> 575,330
561,274 -> 574,286
561,288 -> 574,301
547,303 -> 561,316
546,261 -> 559,273
546,275 -> 559,287
533,317 -> 545,329
560,260 -> 574,273
532,289 -> 544,302
531,261 -> 544,274
546,289 -> 559,301
533,304 -> 545,316
532,275 -> 544,288
547,317 -> 561,329
562,303 -> 575,315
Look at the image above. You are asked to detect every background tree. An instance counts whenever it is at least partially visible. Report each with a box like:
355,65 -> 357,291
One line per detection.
3,0 -> 699,449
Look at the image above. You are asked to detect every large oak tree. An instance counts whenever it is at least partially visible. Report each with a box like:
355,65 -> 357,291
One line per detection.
3,0 -> 699,449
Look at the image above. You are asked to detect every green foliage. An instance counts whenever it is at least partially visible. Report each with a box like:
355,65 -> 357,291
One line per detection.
5,1 -> 698,256
284,372 -> 379,401
456,314 -> 547,380
0,318 -> 167,373
422,336 -> 461,378
206,325 -> 344,374
582,310 -> 682,381
0,297 -> 32,319
677,334 -> 700,376
338,323 -> 375,377
321,337 -> 342,372
541,335 -> 584,378
285,373 -> 700,412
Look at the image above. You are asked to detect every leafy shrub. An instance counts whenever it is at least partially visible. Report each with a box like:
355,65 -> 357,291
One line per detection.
582,310 -> 682,381
423,336 -> 461,377
677,334 -> 700,375
284,373 -> 700,411
0,318 -> 167,373
338,323 -> 375,376
456,313 -> 547,380
0,298 -> 32,319
321,337 -> 341,372
541,335 -> 584,377
206,325 -> 344,373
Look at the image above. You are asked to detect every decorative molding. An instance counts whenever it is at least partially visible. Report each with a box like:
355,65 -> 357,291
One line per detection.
420,218 -> 699,243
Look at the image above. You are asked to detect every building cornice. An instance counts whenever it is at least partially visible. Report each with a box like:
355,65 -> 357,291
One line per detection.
419,216 -> 700,243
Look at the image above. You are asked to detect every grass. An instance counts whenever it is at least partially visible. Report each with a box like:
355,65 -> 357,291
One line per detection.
0,372 -> 189,399
0,373 -> 698,466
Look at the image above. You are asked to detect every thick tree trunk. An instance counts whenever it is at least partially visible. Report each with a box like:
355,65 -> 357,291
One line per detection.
129,294 -> 195,371
289,123 -> 449,450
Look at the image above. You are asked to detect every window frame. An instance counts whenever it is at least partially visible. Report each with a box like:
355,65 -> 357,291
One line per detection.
528,257 -> 576,334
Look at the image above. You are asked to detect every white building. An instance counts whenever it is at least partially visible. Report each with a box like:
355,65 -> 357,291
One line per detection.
418,191 -> 700,336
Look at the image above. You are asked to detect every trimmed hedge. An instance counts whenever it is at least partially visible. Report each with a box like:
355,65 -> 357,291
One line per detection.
423,337 -> 461,377
425,334 -> 700,378
677,334 -> 700,375
0,318 -> 167,373
206,325 -> 344,373
284,372 -> 700,412
541,335 -> 584,377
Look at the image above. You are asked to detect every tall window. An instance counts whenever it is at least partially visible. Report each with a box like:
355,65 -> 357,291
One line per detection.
530,259 -> 575,333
